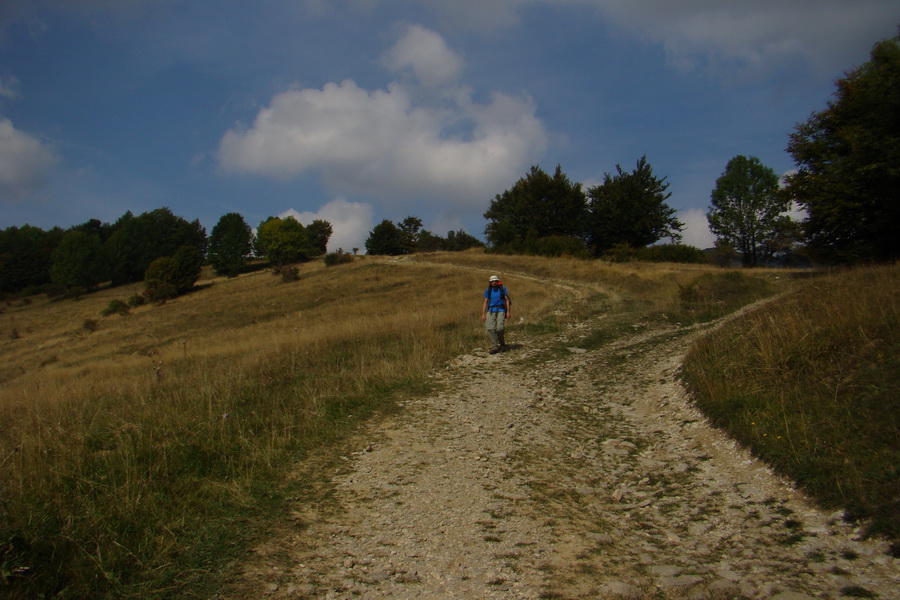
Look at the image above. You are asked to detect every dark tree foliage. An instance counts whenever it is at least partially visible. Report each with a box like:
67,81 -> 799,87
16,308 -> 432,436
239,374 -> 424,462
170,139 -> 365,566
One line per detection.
708,155 -> 793,267
208,212 -> 253,277
306,219 -> 334,256
255,216 -> 312,266
785,33 -> 900,263
0,225 -> 64,294
586,156 -> 682,256
416,229 -> 484,252
105,208 -> 207,284
365,220 -> 407,256
143,246 -> 203,301
398,216 -> 423,254
484,165 -> 588,253
50,231 -> 108,292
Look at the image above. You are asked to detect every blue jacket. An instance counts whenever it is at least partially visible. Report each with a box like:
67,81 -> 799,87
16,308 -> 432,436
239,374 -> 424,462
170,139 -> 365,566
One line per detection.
484,285 -> 509,313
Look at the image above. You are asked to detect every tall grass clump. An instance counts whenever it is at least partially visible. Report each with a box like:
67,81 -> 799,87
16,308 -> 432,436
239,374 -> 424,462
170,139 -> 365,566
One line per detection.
0,259 -> 556,598
682,264 -> 899,539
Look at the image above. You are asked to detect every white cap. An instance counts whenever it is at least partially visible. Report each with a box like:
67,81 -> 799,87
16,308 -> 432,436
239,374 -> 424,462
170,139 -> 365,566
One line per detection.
489,275 -> 500,282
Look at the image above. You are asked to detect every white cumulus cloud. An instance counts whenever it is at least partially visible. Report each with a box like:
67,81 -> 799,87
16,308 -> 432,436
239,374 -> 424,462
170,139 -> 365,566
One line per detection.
380,24 -> 464,90
218,24 -> 547,212
280,198 -> 374,253
0,118 -> 58,201
678,207 -> 715,250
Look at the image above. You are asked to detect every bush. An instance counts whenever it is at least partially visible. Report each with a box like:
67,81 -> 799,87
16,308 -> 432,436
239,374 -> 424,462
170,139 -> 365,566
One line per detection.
324,250 -> 354,267
603,243 -> 706,263
530,235 -> 590,258
279,265 -> 300,283
127,294 -> 147,308
101,299 -> 130,317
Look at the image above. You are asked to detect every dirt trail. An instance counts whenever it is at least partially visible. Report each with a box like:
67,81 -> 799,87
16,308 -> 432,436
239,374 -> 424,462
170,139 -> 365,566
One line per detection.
226,277 -> 898,600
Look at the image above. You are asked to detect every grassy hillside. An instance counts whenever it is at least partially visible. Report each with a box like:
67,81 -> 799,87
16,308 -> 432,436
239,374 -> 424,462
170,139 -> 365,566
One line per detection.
682,264 -> 900,542
4,252 -> 892,597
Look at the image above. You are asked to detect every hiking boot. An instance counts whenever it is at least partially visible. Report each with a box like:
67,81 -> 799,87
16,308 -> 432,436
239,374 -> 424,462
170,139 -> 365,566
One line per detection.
488,346 -> 502,355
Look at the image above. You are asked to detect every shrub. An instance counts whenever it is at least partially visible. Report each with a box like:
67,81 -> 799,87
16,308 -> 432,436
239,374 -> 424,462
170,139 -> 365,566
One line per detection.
83,319 -> 99,331
101,299 -> 130,317
531,235 -> 590,258
324,250 -> 354,267
127,294 -> 146,308
280,265 -> 300,283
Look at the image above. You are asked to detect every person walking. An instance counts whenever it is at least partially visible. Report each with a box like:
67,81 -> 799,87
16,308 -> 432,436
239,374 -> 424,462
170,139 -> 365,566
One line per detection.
481,275 -> 511,354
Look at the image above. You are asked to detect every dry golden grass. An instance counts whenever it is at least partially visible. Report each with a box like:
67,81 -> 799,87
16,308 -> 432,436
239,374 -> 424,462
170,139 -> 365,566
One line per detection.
0,250 -> 795,598
0,253 -> 573,598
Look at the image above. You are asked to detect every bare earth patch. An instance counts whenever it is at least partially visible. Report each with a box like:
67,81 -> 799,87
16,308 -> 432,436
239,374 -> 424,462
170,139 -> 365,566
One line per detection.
225,306 -> 899,599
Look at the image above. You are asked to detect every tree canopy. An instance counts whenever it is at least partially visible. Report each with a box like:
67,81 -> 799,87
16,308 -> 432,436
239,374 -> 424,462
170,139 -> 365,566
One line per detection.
586,156 -> 682,255
105,208 -> 207,285
50,230 -> 108,292
255,216 -> 313,266
208,212 -> 254,277
484,165 -> 588,253
785,33 -> 900,263
365,220 -> 407,256
708,155 -> 794,267
306,219 -> 334,256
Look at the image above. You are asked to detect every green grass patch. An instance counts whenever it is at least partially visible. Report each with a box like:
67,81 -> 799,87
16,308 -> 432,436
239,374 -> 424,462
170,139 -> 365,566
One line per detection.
676,270 -> 774,323
682,265 -> 899,540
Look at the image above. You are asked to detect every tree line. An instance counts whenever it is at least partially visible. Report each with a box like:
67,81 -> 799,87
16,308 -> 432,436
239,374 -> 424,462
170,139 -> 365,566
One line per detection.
477,32 -> 899,267
0,209 -> 329,299
2,33 -> 897,297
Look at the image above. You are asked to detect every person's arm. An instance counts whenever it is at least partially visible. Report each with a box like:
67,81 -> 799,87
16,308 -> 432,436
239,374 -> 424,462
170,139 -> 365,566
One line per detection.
481,297 -> 488,321
504,293 -> 511,319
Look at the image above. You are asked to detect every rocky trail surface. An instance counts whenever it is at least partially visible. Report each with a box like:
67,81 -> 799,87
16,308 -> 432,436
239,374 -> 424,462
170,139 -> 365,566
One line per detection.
226,290 -> 899,600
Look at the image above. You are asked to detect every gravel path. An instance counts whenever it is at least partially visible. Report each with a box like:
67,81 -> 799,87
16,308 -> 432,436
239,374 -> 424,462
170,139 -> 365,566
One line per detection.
227,297 -> 899,599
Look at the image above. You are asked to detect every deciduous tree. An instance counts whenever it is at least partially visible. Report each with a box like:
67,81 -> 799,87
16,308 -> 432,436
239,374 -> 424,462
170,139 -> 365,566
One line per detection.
255,216 -> 312,266
365,220 -> 407,256
50,230 -> 108,292
208,213 -> 253,276
785,34 -> 900,263
306,219 -> 334,256
707,155 -> 792,267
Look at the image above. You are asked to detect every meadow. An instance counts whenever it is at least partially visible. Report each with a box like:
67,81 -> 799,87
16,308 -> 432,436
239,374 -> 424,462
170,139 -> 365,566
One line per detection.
1,251 -> 895,597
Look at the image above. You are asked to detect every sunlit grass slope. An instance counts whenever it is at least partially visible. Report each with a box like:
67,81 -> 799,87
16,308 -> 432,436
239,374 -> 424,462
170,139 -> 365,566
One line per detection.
0,250 -> 809,598
682,264 -> 900,540
0,255 -> 562,598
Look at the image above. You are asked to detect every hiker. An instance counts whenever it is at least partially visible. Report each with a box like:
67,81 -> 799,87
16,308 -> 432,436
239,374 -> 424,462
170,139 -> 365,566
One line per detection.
481,275 -> 511,354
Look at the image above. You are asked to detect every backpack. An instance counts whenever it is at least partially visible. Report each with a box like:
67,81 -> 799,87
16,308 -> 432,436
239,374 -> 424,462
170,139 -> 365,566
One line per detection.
486,283 -> 512,307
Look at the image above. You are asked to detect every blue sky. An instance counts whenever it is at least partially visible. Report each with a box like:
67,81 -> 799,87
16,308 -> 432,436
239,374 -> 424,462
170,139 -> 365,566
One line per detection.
1,1 -> 897,251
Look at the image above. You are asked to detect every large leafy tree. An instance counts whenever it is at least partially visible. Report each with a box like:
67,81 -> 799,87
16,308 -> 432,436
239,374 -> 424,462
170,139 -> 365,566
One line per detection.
50,230 -> 108,292
208,212 -> 253,277
708,155 -> 792,267
586,156 -> 682,255
306,219 -> 334,256
105,208 -> 207,284
785,34 -> 900,263
484,165 -> 588,253
0,225 -> 63,294
255,216 -> 312,266
365,219 -> 407,256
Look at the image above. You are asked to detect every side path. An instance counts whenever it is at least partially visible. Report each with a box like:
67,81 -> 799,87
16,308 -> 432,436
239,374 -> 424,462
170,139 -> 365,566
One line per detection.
227,315 -> 899,599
